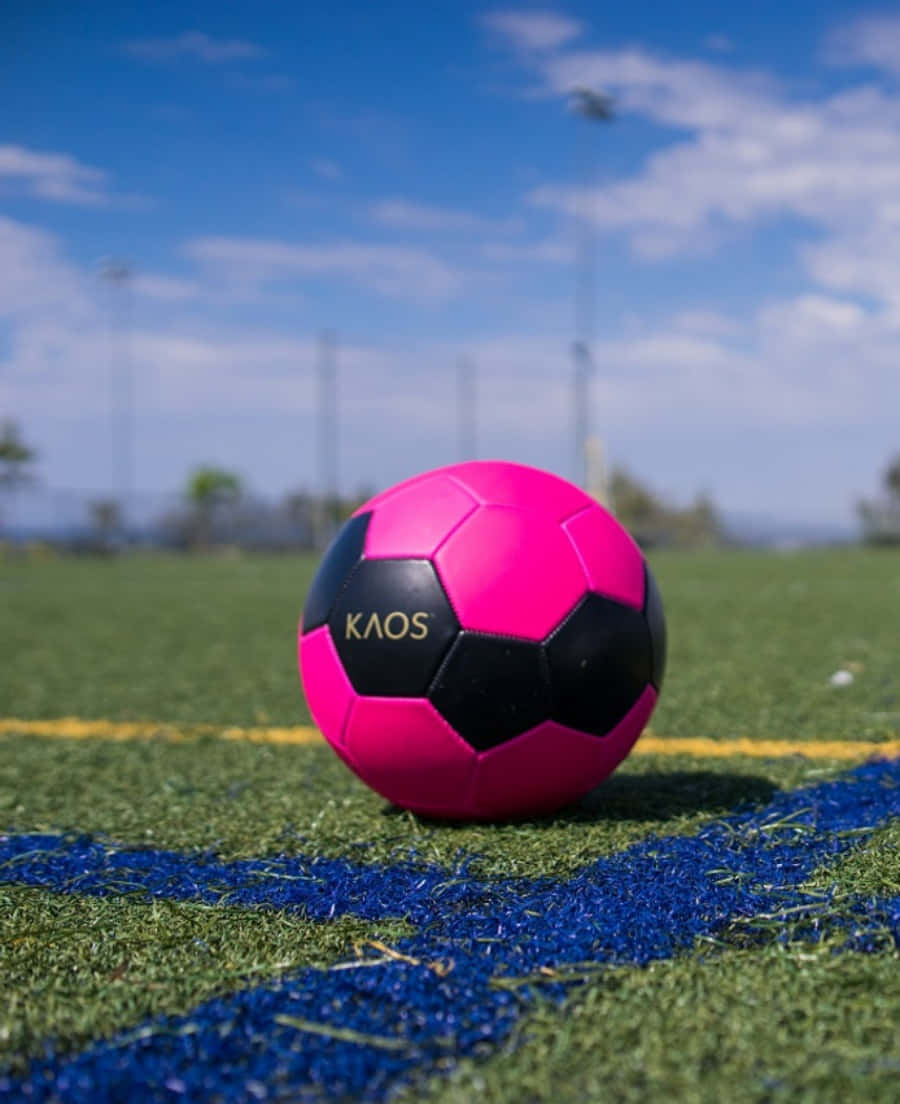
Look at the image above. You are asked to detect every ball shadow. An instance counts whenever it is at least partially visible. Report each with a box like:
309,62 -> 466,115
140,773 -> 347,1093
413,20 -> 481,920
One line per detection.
561,769 -> 779,824
381,770 -> 779,828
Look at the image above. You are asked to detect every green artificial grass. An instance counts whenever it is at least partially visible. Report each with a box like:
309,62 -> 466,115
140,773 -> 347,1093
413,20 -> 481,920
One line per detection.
411,941 -> 900,1104
0,885 -> 413,1076
1,548 -> 899,742
2,545 -> 896,875
809,817 -> 900,898
656,547 -> 900,746
0,731 -> 847,876
1,547 -> 898,1100
0,554 -> 317,726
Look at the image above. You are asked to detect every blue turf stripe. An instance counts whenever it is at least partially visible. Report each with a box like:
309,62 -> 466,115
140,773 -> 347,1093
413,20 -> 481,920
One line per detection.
2,759 -> 898,1102
0,833 -> 503,923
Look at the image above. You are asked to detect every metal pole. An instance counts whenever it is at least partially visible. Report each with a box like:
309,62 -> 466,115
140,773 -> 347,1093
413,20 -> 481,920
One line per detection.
573,116 -> 595,491
101,260 -> 133,535
572,340 -> 591,490
569,89 -> 613,490
316,330 -> 338,547
457,356 -> 477,462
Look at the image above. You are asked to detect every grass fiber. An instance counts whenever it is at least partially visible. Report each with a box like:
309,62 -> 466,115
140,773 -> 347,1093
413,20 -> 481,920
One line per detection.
1,547 -> 898,1101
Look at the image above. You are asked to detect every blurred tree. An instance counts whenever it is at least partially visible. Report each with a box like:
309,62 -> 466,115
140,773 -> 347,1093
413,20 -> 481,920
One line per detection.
282,490 -> 314,526
89,499 -> 121,530
87,498 -> 122,553
886,455 -> 900,501
0,420 -> 37,537
0,420 -> 36,489
668,492 -> 722,547
858,453 -> 900,545
282,487 -> 375,550
610,468 -> 664,537
610,467 -> 722,548
185,466 -> 242,549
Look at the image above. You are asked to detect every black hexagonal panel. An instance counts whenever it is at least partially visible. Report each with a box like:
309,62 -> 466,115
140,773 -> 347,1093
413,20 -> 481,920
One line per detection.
643,562 -> 667,690
429,633 -> 552,752
302,512 -> 371,633
330,558 -> 459,696
545,594 -> 652,736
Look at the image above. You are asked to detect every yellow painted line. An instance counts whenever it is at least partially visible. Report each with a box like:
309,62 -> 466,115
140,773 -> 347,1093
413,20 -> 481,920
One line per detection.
636,736 -> 900,761
0,717 -> 322,746
0,717 -> 898,760
219,725 -> 322,746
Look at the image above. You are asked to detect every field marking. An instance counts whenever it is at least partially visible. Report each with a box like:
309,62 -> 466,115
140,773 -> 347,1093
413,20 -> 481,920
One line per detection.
1,716 -> 898,760
4,759 -> 899,1100
0,716 -> 323,746
637,735 -> 900,760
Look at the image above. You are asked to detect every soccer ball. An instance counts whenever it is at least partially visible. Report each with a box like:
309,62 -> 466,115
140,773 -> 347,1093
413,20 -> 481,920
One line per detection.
298,461 -> 666,820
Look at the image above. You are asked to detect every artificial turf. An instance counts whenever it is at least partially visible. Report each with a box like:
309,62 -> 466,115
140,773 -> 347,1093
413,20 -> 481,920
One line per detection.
413,943 -> 900,1104
809,817 -> 900,897
1,547 -> 898,1100
0,886 -> 413,1077
0,732 -> 849,874
1,554 -> 316,726
3,760 -> 897,1100
0,728 -> 856,874
2,547 -> 899,741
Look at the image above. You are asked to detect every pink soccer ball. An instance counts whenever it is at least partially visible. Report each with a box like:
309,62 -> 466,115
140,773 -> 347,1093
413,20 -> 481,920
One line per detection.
298,460 -> 665,820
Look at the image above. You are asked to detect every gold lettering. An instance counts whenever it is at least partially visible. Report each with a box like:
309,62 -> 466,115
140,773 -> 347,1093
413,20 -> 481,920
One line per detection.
345,610 -> 431,641
383,611 -> 410,640
363,612 -> 384,640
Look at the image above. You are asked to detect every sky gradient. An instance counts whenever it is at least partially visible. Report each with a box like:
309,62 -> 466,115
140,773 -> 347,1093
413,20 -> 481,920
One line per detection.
2,1 -> 900,527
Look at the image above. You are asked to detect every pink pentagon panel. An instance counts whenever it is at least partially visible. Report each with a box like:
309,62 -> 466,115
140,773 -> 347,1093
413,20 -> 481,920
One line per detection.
364,474 -> 479,559
297,625 -> 357,750
344,697 -> 477,817
469,685 -> 657,820
353,469 -> 438,515
434,505 -> 587,640
444,461 -> 592,521
563,504 -> 646,611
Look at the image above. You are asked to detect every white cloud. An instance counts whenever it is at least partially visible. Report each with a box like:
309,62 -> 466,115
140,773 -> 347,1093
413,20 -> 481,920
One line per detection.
123,31 -> 265,63
0,217 -> 91,320
671,309 -> 745,337
10,5 -> 900,525
825,14 -> 900,75
757,294 -> 866,339
131,274 -> 201,302
0,145 -> 113,206
482,10 -> 583,52
2,209 -> 898,520
183,236 -> 463,302
487,28 -> 900,314
804,226 -> 900,321
0,217 -> 99,419
371,199 -> 521,234
0,213 -> 892,435
542,46 -> 776,130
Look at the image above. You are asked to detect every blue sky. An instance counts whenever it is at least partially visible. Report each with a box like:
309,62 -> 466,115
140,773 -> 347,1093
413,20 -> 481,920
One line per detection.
2,1 -> 900,526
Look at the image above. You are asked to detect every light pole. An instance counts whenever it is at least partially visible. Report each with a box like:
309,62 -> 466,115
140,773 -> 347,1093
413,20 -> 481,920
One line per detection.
569,87 -> 614,492
316,329 -> 338,548
100,259 -> 133,535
